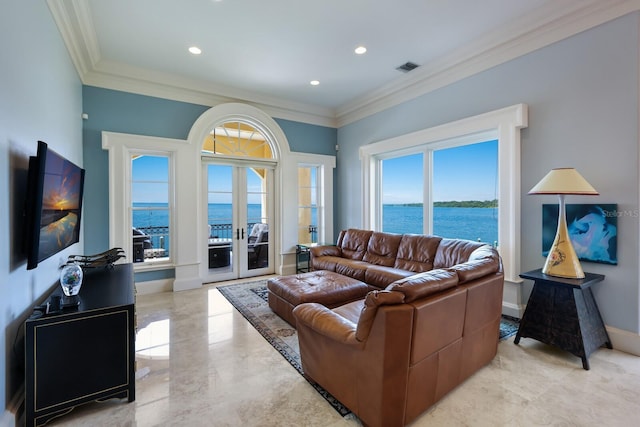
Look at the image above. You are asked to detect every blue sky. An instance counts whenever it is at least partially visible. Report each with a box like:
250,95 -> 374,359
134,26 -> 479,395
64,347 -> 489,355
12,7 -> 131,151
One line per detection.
133,140 -> 498,205
132,156 -> 169,203
382,139 -> 498,204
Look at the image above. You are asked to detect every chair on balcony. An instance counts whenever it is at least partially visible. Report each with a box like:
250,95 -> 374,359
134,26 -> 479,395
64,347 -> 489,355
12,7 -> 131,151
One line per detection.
248,223 -> 268,268
132,227 -> 152,262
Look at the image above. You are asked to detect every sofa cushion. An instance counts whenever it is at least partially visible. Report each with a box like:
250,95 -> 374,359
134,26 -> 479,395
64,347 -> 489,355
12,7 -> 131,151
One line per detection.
363,231 -> 402,267
335,259 -> 369,282
386,269 -> 459,303
332,298 -> 365,324
338,229 -> 373,260
310,255 -> 342,272
354,290 -> 405,342
364,265 -> 414,289
394,234 -> 442,272
433,238 -> 484,269
310,244 -> 341,258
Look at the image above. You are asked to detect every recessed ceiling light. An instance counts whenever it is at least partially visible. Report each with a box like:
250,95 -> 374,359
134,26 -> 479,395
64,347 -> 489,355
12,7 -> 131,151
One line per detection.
188,46 -> 202,55
310,80 -> 320,86
355,46 -> 367,55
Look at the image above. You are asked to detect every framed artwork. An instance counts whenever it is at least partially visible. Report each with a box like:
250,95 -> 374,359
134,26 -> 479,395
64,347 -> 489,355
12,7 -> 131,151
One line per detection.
542,203 -> 617,265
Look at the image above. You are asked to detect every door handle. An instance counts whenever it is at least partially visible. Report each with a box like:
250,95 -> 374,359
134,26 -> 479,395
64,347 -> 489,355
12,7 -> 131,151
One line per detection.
236,228 -> 240,240
242,228 -> 245,239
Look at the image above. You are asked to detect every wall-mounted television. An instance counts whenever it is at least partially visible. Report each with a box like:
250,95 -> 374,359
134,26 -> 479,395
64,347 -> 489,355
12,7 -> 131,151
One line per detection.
25,141 -> 85,270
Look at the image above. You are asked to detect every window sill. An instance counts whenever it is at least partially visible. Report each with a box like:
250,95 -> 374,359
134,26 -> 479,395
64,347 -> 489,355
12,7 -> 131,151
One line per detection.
133,258 -> 174,272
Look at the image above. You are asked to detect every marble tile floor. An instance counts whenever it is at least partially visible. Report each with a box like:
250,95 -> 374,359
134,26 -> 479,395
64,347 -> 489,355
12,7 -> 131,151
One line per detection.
47,278 -> 640,427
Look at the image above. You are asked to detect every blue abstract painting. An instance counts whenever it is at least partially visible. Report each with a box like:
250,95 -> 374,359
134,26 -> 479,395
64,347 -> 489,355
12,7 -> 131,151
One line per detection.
542,204 -> 618,265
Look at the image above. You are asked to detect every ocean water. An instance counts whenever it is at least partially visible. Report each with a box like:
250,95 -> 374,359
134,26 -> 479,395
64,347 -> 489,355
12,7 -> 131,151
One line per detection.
133,203 -> 498,246
132,203 -> 267,229
383,205 -> 498,245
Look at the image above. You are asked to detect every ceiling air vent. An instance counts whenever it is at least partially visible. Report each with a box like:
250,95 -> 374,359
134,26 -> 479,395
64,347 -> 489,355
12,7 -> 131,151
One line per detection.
396,62 -> 419,73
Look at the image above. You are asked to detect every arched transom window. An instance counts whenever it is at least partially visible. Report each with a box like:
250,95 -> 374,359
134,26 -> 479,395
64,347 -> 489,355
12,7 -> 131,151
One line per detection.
202,121 -> 273,160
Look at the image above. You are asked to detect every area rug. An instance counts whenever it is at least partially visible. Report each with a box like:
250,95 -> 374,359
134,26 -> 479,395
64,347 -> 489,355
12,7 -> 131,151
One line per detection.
217,279 -> 519,417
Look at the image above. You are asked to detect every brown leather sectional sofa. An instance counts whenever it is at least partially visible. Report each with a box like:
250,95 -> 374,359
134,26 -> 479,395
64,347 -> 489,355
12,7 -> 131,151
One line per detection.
292,229 -> 504,427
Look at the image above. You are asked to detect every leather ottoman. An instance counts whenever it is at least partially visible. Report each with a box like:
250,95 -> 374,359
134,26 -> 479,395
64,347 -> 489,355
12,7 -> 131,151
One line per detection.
267,270 -> 370,327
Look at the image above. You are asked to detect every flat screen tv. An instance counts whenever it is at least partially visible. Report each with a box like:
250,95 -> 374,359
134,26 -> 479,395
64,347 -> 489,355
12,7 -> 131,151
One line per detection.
25,141 -> 85,270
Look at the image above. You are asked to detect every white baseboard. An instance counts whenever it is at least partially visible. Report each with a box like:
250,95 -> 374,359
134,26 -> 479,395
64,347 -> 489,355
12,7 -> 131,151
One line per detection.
502,279 -> 525,318
502,301 -> 524,319
606,325 -> 640,356
279,262 -> 297,276
135,278 -> 173,294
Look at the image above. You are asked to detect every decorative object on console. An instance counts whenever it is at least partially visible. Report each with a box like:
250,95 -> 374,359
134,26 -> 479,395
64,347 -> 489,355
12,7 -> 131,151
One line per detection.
67,247 -> 125,268
529,168 -> 598,278
59,262 -> 83,297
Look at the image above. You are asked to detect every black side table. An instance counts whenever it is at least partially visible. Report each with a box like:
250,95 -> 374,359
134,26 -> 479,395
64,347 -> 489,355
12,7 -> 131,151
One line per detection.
296,244 -> 313,273
515,269 -> 612,370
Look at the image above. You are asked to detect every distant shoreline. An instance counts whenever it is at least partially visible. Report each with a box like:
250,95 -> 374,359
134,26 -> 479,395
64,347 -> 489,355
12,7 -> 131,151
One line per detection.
386,200 -> 498,208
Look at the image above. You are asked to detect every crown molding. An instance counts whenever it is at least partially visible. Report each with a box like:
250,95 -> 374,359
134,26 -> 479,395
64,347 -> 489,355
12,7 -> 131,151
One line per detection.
336,0 -> 640,127
49,0 -> 640,129
86,60 -> 338,127
47,0 -> 91,76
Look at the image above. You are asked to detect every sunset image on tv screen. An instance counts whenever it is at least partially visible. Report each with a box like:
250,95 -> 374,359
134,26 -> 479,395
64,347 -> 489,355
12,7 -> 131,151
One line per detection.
38,151 -> 83,258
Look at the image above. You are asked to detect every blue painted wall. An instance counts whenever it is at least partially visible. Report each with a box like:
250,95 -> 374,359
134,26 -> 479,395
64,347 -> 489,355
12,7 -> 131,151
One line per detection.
275,118 -> 337,156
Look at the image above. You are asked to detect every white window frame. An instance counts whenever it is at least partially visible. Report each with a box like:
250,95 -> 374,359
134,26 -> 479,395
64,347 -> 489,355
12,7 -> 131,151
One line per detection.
130,152 -> 173,267
360,104 -> 528,284
292,153 -> 335,246
297,164 -> 322,244
103,132 -> 180,272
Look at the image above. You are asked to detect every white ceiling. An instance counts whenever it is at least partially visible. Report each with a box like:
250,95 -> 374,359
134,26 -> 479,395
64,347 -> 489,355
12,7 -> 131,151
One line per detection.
48,0 -> 635,126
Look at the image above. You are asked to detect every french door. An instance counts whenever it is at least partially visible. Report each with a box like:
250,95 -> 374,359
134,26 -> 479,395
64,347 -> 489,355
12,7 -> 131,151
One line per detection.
202,161 -> 274,282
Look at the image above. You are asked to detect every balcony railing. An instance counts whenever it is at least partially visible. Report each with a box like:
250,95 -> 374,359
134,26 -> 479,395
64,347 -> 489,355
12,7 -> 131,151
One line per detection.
133,223 -> 318,260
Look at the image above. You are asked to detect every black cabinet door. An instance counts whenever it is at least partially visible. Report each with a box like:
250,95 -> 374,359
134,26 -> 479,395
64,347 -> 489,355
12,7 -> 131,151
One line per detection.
25,264 -> 135,427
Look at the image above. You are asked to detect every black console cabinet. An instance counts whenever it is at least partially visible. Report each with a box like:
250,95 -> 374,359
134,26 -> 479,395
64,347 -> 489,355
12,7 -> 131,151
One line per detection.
25,263 -> 135,426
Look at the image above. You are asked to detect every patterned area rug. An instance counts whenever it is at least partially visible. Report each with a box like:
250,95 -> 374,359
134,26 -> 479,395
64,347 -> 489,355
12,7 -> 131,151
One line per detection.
217,279 -> 520,417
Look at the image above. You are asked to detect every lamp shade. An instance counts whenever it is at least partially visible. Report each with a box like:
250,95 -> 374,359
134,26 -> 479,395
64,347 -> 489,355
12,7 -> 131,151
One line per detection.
528,168 -> 599,195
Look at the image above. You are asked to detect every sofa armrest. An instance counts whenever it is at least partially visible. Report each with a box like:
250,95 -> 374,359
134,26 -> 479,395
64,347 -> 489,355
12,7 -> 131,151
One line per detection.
309,244 -> 341,258
450,245 -> 502,283
293,303 -> 360,346
293,303 -> 360,345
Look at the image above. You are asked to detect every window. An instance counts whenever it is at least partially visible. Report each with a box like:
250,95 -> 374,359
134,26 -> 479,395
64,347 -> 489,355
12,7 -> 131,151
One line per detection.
381,153 -> 424,234
432,140 -> 498,245
103,132 -> 180,274
377,141 -> 497,244
360,104 -> 527,284
298,166 -> 319,243
293,154 -> 335,247
131,154 -> 172,264
202,121 -> 273,160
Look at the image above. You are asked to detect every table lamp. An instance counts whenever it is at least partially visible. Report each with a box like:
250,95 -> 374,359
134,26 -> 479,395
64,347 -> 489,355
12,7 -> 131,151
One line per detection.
528,168 -> 598,279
